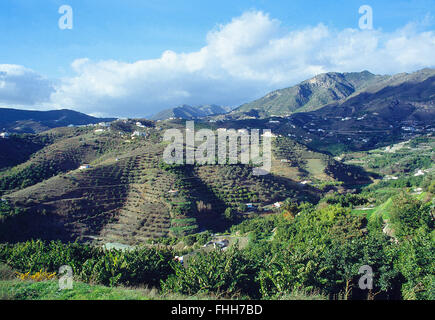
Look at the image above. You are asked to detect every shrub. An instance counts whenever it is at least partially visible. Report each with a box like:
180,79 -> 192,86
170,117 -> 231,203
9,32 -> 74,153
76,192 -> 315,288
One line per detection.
390,194 -> 432,238
0,263 -> 15,280
16,270 -> 56,282
161,247 -> 259,298
0,240 -> 174,288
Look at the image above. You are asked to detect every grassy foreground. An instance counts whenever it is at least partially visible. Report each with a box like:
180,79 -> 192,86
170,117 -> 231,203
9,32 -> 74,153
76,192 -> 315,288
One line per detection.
0,279 -> 158,300
0,279 -> 327,300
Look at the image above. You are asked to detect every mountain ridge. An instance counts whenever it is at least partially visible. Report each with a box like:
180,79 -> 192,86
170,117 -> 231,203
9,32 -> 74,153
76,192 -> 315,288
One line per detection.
233,68 -> 435,118
151,104 -> 231,120
0,108 -> 116,134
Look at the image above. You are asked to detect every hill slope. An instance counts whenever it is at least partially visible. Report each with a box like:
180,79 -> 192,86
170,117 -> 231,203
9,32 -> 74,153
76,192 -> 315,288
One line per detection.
234,69 -> 435,118
235,71 -> 388,116
0,108 -> 116,133
151,104 -> 231,120
0,119 -> 371,245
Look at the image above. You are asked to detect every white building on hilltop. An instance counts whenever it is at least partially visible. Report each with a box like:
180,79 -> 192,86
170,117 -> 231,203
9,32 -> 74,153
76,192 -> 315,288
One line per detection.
262,131 -> 277,138
131,131 -> 147,138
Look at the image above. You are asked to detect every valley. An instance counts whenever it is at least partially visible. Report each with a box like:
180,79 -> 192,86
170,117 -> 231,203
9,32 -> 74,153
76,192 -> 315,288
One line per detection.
0,68 -> 433,301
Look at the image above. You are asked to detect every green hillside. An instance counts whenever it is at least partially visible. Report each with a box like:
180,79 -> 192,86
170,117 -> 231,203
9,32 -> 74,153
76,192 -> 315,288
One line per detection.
1,118 -> 371,245
151,104 -> 231,121
0,108 -> 116,134
233,69 -> 435,119
235,71 -> 388,116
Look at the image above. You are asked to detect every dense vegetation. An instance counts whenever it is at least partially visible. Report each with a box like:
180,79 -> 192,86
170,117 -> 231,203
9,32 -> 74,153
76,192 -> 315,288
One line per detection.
0,118 -> 433,300
1,190 -> 433,300
0,241 -> 173,288
0,201 -> 22,222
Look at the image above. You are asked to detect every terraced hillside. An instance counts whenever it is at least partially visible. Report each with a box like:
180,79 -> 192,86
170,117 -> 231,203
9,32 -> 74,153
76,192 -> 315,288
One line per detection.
272,136 -> 373,185
0,119 -> 372,245
216,69 -> 435,155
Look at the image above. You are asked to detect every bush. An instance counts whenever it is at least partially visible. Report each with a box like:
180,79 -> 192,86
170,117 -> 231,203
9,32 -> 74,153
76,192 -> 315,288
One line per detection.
161,247 -> 259,298
390,194 -> 432,238
0,263 -> 15,280
0,240 -> 174,288
324,193 -> 368,208
223,207 -> 236,221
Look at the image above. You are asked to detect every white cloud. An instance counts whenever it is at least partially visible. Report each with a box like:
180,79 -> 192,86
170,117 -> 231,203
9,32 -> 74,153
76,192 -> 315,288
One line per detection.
0,64 -> 54,107
2,11 -> 435,117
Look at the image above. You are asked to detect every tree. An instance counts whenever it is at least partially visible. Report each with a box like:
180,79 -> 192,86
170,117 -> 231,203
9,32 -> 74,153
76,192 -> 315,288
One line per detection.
319,239 -> 365,299
223,207 -> 236,221
394,232 -> 435,300
281,199 -> 298,220
390,193 -> 431,239
238,203 -> 247,213
161,247 -> 259,298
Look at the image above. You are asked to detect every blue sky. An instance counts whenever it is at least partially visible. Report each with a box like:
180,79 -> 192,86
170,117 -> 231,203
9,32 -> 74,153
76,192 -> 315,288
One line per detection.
1,0 -> 433,77
0,0 -> 434,117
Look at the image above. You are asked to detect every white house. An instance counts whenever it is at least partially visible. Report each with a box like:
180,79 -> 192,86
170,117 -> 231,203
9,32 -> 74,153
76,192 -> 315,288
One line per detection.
0,132 -> 10,139
174,256 -> 184,264
273,202 -> 282,208
131,131 -> 147,138
300,180 -> 312,185
79,164 -> 91,170
168,189 -> 179,196
414,169 -> 425,177
384,175 -> 399,181
262,131 -> 277,138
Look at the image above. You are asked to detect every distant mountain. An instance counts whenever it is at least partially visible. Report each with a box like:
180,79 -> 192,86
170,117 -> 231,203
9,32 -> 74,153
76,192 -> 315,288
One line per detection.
151,104 -> 231,120
0,108 -> 116,133
311,68 -> 435,122
260,68 -> 435,154
235,71 -> 391,117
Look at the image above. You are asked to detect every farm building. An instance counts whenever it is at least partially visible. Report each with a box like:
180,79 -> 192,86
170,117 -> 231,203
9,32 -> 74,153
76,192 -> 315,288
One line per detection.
168,189 -> 179,196
131,131 -> 147,138
262,131 -> 277,138
273,202 -> 282,208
